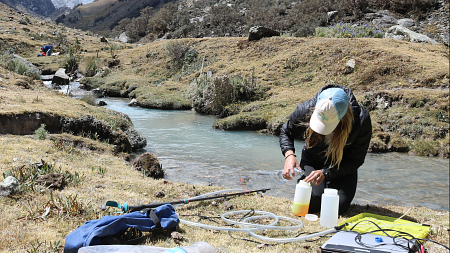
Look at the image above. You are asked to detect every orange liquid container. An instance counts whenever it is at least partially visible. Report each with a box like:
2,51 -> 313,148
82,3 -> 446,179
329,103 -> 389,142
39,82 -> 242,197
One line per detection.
292,180 -> 312,217
292,203 -> 309,217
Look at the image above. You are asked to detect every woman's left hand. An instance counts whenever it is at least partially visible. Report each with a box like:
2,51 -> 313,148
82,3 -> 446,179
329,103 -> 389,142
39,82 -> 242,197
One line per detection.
304,170 -> 324,186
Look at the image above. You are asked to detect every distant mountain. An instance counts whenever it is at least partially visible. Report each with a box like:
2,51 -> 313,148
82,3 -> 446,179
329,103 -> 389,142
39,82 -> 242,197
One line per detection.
55,0 -> 176,36
0,0 -> 55,17
51,0 -> 94,9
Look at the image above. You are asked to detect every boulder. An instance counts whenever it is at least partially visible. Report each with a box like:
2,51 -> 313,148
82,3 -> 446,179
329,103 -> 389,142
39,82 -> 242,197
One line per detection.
327,11 -> 338,23
91,88 -> 104,98
365,11 -> 397,29
248,26 -> 280,41
52,68 -> 70,86
0,176 -> 21,196
385,25 -> 438,44
11,54 -> 40,74
116,32 -> 129,43
125,128 -> 147,150
100,36 -> 108,43
128,98 -> 139,107
397,18 -> 415,28
132,153 -> 164,179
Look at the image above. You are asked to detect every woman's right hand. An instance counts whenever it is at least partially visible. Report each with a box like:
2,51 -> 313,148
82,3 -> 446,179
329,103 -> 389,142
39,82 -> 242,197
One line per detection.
283,152 -> 300,180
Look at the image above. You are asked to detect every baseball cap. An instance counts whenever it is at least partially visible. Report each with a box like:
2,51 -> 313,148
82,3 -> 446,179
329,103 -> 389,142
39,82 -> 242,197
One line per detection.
310,88 -> 349,135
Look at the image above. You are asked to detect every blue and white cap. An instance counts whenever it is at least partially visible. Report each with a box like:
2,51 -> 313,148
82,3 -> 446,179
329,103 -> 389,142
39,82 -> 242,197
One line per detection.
310,88 -> 349,135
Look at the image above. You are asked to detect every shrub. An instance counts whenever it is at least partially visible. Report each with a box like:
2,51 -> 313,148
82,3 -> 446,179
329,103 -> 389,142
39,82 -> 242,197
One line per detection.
63,47 -> 79,74
315,23 -> 384,38
84,57 -> 98,77
188,71 -> 261,116
35,124 -> 48,140
165,41 -> 189,70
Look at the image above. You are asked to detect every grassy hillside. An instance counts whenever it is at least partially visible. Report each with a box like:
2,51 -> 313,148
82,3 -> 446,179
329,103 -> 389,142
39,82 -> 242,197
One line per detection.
75,36 -> 449,157
0,4 -> 448,253
55,0 -> 176,35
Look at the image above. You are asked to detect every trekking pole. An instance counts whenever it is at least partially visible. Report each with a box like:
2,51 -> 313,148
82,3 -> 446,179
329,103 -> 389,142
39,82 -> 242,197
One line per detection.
102,188 -> 270,213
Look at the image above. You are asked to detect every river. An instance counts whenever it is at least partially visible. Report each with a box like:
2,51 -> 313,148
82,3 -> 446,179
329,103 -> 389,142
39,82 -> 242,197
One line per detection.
100,97 -> 449,211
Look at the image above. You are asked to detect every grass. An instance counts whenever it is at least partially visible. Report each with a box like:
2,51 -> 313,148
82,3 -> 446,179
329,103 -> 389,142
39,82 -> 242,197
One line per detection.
0,4 -> 448,252
0,136 -> 448,253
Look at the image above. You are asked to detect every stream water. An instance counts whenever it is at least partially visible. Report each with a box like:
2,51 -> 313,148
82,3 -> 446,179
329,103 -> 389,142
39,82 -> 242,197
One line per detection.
43,82 -> 449,211
101,97 -> 449,211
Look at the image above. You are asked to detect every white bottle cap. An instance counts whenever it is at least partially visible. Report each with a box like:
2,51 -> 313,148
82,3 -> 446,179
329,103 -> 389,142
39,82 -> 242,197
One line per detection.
324,188 -> 338,195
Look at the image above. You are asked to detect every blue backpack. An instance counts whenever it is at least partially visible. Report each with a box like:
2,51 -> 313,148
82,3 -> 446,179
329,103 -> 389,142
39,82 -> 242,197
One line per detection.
64,204 -> 179,253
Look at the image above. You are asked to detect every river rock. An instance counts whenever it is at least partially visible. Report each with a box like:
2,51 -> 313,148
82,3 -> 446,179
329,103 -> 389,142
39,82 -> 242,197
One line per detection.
125,128 -> 147,150
0,176 -> 21,196
128,98 -> 139,107
91,88 -> 104,98
385,25 -> 438,44
52,68 -> 70,86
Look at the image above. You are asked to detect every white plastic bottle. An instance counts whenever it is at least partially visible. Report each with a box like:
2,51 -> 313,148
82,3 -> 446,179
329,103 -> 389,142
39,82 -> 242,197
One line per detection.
320,188 -> 339,228
292,180 -> 312,217
277,167 -> 304,181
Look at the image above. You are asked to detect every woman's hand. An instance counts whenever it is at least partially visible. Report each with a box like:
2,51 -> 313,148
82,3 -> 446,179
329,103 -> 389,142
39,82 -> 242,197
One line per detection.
305,170 -> 324,186
283,151 -> 300,180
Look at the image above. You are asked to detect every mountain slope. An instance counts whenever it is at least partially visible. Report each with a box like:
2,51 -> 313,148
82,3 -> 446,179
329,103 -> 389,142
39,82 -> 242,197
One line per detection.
0,0 -> 55,17
55,0 -> 176,35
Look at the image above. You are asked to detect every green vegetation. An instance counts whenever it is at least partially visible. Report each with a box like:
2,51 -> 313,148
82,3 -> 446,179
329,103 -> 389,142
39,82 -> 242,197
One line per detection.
316,23 -> 384,38
62,47 -> 79,74
34,124 -> 48,140
109,0 -> 440,42
0,51 -> 41,80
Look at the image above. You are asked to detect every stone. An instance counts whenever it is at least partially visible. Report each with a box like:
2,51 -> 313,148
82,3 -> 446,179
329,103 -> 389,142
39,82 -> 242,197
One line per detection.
0,176 -> 21,196
385,25 -> 438,44
117,32 -> 129,43
248,26 -> 280,41
125,127 -> 147,150
100,36 -> 108,43
91,88 -> 104,98
52,68 -> 70,86
128,98 -> 139,107
397,18 -> 415,28
440,32 -> 449,47
365,11 -> 397,29
132,153 -> 164,179
155,191 -> 165,198
344,59 -> 356,74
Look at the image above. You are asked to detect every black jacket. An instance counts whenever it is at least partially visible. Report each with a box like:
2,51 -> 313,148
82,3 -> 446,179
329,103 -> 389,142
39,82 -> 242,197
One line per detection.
279,84 -> 372,181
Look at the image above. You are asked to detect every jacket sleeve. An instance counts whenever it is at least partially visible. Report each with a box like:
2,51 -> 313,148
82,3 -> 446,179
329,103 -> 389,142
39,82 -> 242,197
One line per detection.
279,98 -> 315,156
324,106 -> 372,181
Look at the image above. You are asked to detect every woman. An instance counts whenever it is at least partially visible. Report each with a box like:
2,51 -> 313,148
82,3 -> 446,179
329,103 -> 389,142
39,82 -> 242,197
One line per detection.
279,84 -> 372,214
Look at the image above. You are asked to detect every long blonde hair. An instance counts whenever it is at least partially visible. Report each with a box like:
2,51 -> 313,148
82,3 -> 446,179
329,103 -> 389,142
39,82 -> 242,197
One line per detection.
305,103 -> 353,169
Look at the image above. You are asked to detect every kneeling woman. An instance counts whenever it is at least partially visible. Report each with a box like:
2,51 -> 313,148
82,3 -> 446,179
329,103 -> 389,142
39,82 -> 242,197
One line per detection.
279,84 -> 372,214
